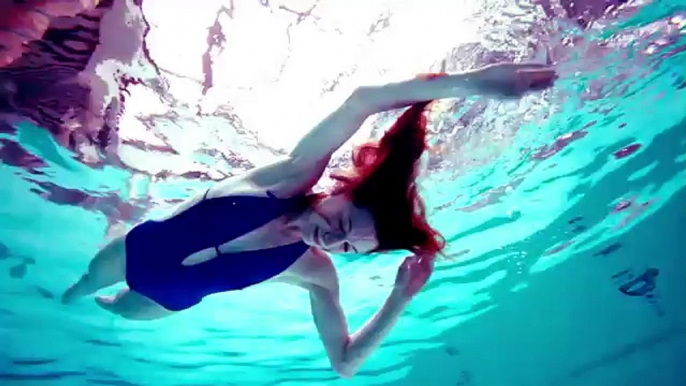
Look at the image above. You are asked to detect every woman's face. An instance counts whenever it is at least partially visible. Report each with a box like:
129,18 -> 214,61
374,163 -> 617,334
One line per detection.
299,193 -> 378,254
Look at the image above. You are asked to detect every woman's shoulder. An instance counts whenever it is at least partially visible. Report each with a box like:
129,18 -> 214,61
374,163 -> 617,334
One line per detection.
239,157 -> 327,198
207,175 -> 268,199
278,248 -> 340,292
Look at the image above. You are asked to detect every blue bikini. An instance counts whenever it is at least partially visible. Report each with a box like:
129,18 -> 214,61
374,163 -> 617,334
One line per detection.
124,191 -> 310,311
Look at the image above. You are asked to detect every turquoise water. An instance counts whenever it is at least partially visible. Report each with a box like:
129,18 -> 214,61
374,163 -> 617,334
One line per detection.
1,1 -> 686,385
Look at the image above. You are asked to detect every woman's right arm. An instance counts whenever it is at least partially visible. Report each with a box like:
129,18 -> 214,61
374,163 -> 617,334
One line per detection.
288,62 -> 555,168
308,276 -> 412,378
245,63 -> 556,197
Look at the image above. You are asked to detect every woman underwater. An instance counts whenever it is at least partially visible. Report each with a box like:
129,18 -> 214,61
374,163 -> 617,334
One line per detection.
62,62 -> 556,377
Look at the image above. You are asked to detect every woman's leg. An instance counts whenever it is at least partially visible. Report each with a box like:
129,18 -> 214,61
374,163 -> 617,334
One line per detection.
61,236 -> 126,304
95,288 -> 174,320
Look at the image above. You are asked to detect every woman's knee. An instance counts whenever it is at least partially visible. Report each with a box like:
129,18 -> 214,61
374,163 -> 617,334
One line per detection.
95,289 -> 171,320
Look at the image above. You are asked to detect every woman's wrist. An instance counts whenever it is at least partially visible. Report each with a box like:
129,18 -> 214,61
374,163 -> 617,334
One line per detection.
389,287 -> 414,306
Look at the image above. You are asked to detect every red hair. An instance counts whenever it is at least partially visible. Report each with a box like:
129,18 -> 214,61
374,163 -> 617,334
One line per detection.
330,101 -> 445,257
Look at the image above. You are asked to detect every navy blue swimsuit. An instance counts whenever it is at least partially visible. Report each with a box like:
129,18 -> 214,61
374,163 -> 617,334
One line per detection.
124,191 -> 310,311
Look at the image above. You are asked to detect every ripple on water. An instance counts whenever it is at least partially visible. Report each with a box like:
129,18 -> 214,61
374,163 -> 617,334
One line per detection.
10,358 -> 58,366
0,370 -> 86,381
84,339 -> 123,348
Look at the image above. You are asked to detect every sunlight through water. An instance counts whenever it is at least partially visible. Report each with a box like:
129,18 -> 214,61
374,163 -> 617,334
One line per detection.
0,0 -> 685,385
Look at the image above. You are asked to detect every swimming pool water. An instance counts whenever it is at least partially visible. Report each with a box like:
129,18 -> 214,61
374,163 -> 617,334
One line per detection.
0,0 -> 685,385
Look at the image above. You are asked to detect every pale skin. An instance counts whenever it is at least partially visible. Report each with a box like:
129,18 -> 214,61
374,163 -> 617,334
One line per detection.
62,62 -> 557,377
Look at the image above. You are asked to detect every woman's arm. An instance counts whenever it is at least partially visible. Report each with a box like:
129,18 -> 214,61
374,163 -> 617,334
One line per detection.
289,63 -> 556,169
288,72 -> 472,169
242,75 -> 473,197
309,279 -> 411,378
298,250 -> 433,378
246,63 -> 556,197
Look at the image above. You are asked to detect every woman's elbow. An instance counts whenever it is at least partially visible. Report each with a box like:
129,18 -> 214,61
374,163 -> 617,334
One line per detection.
332,361 -> 356,379
330,350 -> 357,379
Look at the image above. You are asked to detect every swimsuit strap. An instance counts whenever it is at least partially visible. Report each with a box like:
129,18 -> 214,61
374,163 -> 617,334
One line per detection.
201,189 -> 221,255
204,189 -> 222,256
205,189 -> 280,256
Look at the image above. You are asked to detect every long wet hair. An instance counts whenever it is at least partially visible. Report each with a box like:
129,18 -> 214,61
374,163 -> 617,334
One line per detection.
330,101 -> 446,258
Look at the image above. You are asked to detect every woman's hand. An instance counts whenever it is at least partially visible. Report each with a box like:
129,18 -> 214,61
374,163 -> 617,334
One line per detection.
469,62 -> 558,98
392,254 -> 435,300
